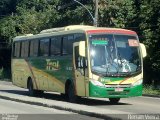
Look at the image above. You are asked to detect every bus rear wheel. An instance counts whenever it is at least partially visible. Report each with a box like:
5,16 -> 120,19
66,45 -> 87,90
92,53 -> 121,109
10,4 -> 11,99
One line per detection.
67,83 -> 77,103
28,80 -> 44,97
28,79 -> 36,96
109,98 -> 120,104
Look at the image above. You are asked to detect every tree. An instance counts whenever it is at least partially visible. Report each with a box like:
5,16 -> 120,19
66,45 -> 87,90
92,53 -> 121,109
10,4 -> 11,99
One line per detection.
139,0 -> 160,86
0,0 -> 160,85
0,0 -> 18,17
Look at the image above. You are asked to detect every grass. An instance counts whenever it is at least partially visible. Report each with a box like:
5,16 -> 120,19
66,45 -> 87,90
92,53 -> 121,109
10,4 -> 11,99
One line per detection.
143,85 -> 160,96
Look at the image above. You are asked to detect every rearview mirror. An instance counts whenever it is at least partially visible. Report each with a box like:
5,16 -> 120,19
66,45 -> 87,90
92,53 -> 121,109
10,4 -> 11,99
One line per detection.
79,41 -> 85,57
140,43 -> 147,58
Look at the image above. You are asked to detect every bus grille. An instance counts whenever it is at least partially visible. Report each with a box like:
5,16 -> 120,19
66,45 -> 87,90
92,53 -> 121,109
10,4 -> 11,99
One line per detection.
105,84 -> 131,88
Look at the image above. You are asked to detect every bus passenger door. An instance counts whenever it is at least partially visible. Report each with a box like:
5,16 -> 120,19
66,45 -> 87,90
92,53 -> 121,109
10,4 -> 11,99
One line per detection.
73,43 -> 86,96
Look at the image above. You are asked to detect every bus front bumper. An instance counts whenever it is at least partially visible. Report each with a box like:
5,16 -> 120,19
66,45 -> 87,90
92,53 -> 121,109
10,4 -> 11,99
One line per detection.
89,82 -> 142,98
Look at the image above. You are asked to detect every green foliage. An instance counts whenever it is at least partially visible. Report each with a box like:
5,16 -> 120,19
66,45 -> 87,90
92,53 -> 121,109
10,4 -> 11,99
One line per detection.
0,0 -> 17,16
139,0 -> 160,84
0,0 -> 60,46
0,67 -> 11,80
98,0 -> 136,27
57,0 -> 94,26
0,16 -> 17,45
143,85 -> 160,95
0,0 -> 160,86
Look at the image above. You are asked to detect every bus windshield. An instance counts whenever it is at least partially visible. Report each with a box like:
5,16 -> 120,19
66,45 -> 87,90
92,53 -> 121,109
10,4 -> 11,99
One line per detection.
89,34 -> 142,76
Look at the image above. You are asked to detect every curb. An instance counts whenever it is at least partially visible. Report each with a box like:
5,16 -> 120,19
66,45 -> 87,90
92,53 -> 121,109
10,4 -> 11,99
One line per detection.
0,92 -> 126,120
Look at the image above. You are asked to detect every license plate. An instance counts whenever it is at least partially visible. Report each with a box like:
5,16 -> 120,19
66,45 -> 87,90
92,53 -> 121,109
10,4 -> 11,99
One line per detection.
115,88 -> 124,92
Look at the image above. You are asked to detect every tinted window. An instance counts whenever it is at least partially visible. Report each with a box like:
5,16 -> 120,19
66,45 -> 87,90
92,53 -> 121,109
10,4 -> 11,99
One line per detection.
63,36 -> 68,55
50,34 -> 85,56
74,46 -> 86,69
13,43 -> 16,57
63,35 -> 74,55
14,42 -> 21,57
62,34 -> 83,55
21,41 -> 29,57
74,33 -> 85,42
39,39 -> 49,56
75,46 -> 80,68
68,35 -> 74,54
30,39 -> 39,57
51,37 -> 61,56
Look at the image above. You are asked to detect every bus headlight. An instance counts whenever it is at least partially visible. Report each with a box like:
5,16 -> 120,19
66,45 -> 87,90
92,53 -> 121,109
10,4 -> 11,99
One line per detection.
90,79 -> 105,87
132,79 -> 143,86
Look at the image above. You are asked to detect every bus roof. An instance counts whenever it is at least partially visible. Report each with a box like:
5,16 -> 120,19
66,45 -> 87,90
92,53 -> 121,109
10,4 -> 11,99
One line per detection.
13,25 -> 137,42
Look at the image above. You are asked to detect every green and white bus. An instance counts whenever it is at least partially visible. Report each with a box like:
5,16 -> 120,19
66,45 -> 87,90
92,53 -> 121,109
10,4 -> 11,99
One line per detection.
12,25 -> 147,103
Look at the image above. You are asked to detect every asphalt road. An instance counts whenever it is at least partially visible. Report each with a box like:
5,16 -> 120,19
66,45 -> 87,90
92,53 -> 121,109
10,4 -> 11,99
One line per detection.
89,96 -> 160,114
0,81 -> 160,115
0,98 -> 71,114
0,97 -> 102,120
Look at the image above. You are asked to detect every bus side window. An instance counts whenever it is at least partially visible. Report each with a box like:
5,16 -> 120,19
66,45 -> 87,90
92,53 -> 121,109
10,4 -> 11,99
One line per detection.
62,36 -> 68,55
50,37 -> 61,56
63,35 -> 74,55
30,39 -> 39,57
75,46 -> 80,68
39,39 -> 49,57
74,33 -> 85,42
14,42 -> 21,58
13,43 -> 16,57
68,35 -> 74,54
74,46 -> 86,75
21,42 -> 25,57
21,41 -> 29,58
24,41 -> 29,57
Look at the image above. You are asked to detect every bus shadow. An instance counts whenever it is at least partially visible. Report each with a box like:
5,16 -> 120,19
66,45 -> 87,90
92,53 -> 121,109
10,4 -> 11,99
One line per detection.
0,90 -> 131,106
76,97 -> 131,106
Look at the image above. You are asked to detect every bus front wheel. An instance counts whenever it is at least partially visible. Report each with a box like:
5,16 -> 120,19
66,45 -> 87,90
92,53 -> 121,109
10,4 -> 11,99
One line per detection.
109,98 -> 120,104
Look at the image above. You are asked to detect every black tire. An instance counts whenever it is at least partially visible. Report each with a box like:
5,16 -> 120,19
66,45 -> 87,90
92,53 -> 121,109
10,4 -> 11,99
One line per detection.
28,79 -> 36,96
109,98 -> 120,104
67,83 -> 77,103
28,80 -> 44,97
